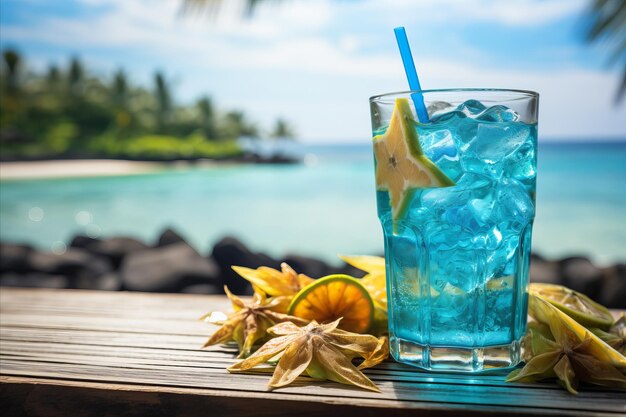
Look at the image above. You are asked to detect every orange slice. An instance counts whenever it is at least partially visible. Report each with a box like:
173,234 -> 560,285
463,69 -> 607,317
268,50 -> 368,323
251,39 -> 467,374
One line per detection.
288,274 -> 374,334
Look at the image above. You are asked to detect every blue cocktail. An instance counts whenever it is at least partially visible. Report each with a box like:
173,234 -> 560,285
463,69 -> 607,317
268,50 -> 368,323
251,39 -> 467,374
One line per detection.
370,89 -> 539,372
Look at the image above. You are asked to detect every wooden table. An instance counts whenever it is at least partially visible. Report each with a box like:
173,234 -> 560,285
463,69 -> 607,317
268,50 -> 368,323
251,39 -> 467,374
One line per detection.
1,288 -> 624,416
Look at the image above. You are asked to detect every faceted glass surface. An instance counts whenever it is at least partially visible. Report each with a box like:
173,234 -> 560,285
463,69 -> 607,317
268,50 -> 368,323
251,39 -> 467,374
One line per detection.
370,90 -> 538,372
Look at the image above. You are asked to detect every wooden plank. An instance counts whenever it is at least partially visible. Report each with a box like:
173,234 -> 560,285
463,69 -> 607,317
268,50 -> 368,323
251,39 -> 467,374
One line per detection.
1,288 -> 625,417
3,376 -> 592,417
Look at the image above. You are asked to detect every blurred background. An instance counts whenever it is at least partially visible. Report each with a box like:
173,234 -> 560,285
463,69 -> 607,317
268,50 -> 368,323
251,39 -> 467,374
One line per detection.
1,0 -> 625,304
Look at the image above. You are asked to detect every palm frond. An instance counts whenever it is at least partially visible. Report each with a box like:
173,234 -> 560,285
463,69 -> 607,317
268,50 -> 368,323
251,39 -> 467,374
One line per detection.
584,0 -> 626,102
181,0 -> 281,18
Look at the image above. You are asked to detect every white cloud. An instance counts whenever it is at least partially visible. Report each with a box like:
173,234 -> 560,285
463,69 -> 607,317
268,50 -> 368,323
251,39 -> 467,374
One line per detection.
358,0 -> 587,27
2,0 -> 623,142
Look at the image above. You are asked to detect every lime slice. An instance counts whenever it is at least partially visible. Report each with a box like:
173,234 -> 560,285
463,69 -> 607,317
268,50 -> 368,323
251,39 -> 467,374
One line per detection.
373,98 -> 454,225
529,283 -> 614,330
288,274 -> 374,334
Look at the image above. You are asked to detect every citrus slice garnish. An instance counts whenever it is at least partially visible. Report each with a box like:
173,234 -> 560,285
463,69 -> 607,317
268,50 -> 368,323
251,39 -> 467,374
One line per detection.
487,275 -> 514,291
288,274 -> 374,334
529,283 -> 614,330
373,98 -> 455,226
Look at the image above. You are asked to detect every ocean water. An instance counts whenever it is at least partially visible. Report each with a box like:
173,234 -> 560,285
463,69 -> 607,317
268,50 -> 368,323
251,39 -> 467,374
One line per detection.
1,141 -> 625,265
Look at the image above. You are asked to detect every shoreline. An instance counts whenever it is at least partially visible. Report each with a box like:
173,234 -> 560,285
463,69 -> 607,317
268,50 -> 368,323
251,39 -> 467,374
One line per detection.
0,154 -> 300,181
0,159 -> 171,181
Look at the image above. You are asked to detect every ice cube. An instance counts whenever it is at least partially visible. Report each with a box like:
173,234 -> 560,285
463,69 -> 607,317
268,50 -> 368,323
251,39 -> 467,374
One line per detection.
429,110 -> 466,124
427,223 -> 470,250
469,196 -> 496,224
460,123 -> 530,178
417,128 -> 462,182
455,172 -> 494,190
435,155 -> 463,183
458,99 -> 487,116
484,226 -> 503,251
486,233 -> 520,277
420,187 -> 462,216
469,123 -> 530,161
443,204 -> 483,234
434,248 -> 481,292
427,101 -> 455,118
419,129 -> 457,161
431,284 -> 469,319
502,140 -> 536,183
495,178 -> 535,230
476,105 -> 519,122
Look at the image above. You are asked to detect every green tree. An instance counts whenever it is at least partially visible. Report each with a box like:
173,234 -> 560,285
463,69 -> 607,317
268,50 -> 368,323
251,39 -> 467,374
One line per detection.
585,0 -> 626,102
112,69 -> 129,107
46,65 -> 61,88
68,57 -> 84,95
270,118 -> 295,139
197,96 -> 217,139
223,110 -> 258,139
154,71 -> 172,132
2,49 -> 21,94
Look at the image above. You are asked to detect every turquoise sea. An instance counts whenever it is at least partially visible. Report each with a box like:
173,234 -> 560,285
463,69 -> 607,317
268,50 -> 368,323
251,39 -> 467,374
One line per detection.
1,141 -> 625,265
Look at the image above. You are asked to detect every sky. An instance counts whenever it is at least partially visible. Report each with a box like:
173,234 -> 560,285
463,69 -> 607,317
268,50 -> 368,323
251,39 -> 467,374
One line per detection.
1,0 -> 625,142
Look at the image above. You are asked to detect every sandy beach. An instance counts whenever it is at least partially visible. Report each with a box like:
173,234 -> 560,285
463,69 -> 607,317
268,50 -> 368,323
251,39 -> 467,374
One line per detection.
0,160 -> 171,180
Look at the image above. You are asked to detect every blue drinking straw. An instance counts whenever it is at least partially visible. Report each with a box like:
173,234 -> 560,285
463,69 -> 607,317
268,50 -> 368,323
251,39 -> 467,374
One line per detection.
394,27 -> 429,123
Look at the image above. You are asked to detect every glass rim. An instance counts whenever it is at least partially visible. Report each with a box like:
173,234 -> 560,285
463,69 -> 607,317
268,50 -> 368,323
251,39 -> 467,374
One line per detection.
369,88 -> 539,102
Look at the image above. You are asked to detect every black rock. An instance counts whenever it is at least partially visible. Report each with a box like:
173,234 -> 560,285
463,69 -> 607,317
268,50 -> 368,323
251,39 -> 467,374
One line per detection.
529,253 -> 561,284
121,242 -> 220,292
71,236 -> 149,269
211,237 -> 280,295
558,256 -> 603,299
0,272 -> 68,289
0,243 -> 34,273
70,235 -> 100,250
180,283 -> 222,294
597,264 -> 626,309
86,272 -> 122,291
156,228 -> 186,247
282,254 -> 333,279
337,264 -> 367,278
27,248 -> 112,288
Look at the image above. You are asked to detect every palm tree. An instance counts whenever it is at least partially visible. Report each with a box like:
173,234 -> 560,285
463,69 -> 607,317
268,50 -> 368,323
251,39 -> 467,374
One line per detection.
46,65 -> 61,87
2,49 -> 21,94
112,69 -> 129,109
224,110 -> 259,138
68,57 -> 84,94
197,96 -> 217,139
270,118 -> 295,139
585,0 -> 626,102
154,71 -> 172,131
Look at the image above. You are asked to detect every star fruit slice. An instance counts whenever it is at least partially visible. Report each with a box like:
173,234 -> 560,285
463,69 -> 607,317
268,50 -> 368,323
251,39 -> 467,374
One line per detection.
528,293 -> 626,369
373,98 -> 454,227
529,283 -> 614,330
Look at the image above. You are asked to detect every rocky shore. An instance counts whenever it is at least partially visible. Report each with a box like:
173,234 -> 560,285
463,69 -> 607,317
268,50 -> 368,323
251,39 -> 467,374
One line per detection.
1,229 -> 624,309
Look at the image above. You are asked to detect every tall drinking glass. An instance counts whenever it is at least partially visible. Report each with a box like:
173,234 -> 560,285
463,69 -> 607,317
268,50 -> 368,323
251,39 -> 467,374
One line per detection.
369,89 -> 539,372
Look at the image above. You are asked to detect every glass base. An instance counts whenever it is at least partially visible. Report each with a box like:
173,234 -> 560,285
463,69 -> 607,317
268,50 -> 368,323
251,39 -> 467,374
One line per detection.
390,337 -> 521,373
